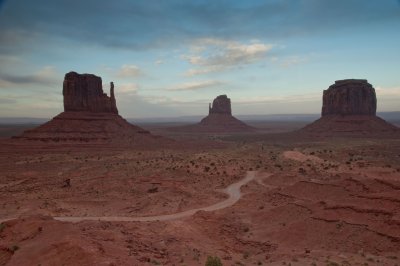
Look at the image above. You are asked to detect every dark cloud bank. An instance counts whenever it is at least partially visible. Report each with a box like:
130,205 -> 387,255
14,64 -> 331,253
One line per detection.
0,0 -> 398,53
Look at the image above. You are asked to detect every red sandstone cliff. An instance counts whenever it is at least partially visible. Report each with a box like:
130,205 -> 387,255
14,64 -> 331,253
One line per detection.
322,79 -> 376,116
63,72 -> 118,114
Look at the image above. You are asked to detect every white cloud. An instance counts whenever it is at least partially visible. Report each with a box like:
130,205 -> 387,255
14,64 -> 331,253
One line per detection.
234,93 -> 321,105
138,95 -> 205,105
117,83 -> 140,94
0,66 -> 59,88
375,86 -> 400,97
35,66 -> 57,79
185,66 -> 222,76
0,79 -> 13,87
0,98 -> 17,104
278,55 -> 308,68
183,38 -> 273,76
116,64 -> 142,77
155,60 -> 164,65
168,80 -> 224,91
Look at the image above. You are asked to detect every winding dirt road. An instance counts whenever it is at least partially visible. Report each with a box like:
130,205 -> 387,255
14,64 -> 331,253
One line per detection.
52,171 -> 258,223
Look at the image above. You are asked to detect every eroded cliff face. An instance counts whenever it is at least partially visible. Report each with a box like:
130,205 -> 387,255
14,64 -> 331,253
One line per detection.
209,95 -> 232,115
322,79 -> 376,116
63,72 -> 118,114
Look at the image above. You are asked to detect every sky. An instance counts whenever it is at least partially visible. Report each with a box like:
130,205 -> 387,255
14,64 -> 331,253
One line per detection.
0,0 -> 399,119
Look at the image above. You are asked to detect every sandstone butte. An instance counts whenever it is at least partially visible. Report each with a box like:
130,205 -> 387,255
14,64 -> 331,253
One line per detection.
15,72 -> 166,145
169,95 -> 254,133
63,72 -> 118,114
301,79 -> 399,135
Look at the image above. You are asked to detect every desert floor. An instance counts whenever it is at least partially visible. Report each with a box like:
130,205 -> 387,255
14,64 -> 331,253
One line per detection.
1,125 -> 400,265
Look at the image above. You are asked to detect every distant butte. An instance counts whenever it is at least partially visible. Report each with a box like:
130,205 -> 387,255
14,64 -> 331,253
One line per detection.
301,79 -> 398,136
15,72 -> 167,145
169,95 -> 254,133
208,94 -> 232,115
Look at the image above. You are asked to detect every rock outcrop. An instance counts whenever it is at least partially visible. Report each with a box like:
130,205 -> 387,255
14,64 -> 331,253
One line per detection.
63,72 -> 118,114
16,72 -> 168,145
322,79 -> 376,116
301,79 -> 398,136
169,95 -> 254,133
208,95 -> 232,115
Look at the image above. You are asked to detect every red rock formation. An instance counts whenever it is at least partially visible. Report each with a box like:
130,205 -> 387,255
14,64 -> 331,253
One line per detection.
301,115 -> 398,136
18,112 -> 153,143
15,72 -> 170,145
200,95 -> 252,131
322,79 -> 376,116
301,79 -> 399,136
209,95 -> 232,115
63,72 -> 118,114
169,95 -> 254,133
110,82 -> 118,114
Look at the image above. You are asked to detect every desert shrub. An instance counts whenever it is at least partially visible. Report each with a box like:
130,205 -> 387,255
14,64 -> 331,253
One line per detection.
205,255 -> 223,266
151,259 -> 160,265
0,223 -> 6,233
10,245 -> 19,252
298,167 -> 306,174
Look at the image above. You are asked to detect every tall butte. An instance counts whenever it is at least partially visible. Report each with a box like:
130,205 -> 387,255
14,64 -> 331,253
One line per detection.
301,79 -> 398,136
63,72 -> 118,114
16,71 -> 165,145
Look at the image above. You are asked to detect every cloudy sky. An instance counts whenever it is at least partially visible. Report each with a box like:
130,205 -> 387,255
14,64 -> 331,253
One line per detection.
0,0 -> 399,118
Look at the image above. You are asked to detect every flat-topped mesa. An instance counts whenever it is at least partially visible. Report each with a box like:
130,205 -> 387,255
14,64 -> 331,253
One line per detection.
300,79 -> 399,136
322,79 -> 376,116
209,95 -> 232,115
63,71 -> 118,114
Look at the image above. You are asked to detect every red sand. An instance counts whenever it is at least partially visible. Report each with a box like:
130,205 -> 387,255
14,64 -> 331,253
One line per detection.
1,132 -> 400,265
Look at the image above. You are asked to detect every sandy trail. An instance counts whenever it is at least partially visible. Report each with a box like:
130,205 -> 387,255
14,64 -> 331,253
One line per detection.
255,173 -> 276,189
54,171 -> 257,222
0,171 -> 258,223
